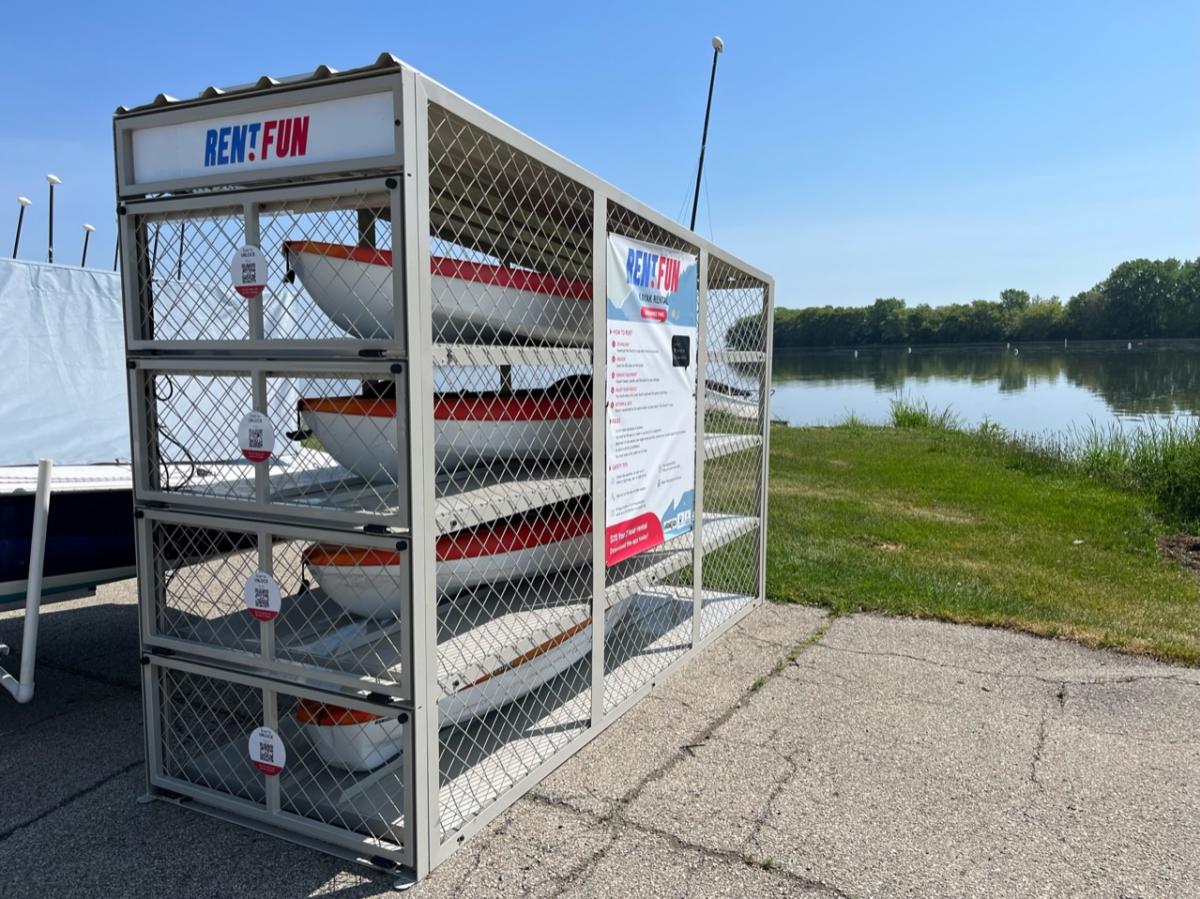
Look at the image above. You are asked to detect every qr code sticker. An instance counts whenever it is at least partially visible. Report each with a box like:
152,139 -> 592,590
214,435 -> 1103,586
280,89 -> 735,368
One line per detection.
248,428 -> 263,449
259,740 -> 274,763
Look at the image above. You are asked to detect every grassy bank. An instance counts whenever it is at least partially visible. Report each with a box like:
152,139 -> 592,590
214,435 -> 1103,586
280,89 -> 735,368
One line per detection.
764,410 -> 1200,664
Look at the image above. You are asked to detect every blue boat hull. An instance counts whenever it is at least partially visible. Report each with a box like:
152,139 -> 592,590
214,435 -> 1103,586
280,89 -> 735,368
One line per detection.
0,488 -> 135,603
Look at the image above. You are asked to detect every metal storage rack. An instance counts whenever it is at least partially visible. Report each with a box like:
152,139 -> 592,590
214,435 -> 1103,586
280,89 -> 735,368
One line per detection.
114,54 -> 773,883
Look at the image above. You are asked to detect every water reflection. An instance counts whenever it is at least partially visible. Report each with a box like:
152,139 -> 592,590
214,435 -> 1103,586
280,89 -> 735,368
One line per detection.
771,340 -> 1200,433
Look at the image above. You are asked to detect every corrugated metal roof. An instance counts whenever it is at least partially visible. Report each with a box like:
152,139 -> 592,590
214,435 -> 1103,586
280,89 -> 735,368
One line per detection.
115,52 -> 404,115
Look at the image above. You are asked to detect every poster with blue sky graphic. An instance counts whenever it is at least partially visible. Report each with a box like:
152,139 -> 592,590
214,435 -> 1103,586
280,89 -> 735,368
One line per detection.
604,233 -> 699,566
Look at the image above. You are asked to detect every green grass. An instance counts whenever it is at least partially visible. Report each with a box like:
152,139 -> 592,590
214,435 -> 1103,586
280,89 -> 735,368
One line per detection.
888,394 -> 962,431
1068,419 -> 1200,525
764,421 -> 1200,664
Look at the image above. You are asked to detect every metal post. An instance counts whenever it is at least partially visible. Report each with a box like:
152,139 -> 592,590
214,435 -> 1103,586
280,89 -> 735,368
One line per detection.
406,74 -> 442,879
689,38 -> 724,232
258,530 -> 275,666
0,458 -> 53,703
176,222 -> 185,279
81,224 -> 95,267
757,280 -> 775,605
46,175 -> 62,263
589,190 -> 608,724
244,202 -> 269,507
357,208 -> 376,248
262,685 -> 281,813
13,197 -> 31,258
691,251 -> 709,645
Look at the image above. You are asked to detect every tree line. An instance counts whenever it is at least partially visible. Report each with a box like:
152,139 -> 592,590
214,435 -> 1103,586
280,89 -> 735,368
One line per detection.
764,257 -> 1200,348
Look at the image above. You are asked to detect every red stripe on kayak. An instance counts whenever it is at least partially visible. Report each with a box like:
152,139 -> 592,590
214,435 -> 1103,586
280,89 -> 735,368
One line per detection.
295,699 -> 381,725
284,240 -> 591,300
434,393 -> 590,421
437,508 -> 592,562
303,509 -> 592,567
298,393 -> 591,421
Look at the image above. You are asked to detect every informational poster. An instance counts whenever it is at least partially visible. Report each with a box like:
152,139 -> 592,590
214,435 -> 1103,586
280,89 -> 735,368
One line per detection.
604,234 -> 699,566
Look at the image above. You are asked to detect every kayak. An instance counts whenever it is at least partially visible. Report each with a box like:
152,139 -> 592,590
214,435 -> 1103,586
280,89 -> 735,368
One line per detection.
283,240 -> 592,345
295,595 -> 631,772
705,379 -> 760,421
302,507 -> 593,619
297,383 -> 591,481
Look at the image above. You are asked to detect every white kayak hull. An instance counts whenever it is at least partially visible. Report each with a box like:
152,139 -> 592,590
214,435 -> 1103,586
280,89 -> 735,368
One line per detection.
300,404 -> 590,479
305,533 -> 592,619
285,242 -> 591,345
300,403 -> 407,484
299,597 -> 632,772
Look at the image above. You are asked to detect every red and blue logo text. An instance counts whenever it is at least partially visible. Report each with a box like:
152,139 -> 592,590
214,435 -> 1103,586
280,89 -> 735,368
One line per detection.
204,116 -> 310,168
625,247 -> 681,294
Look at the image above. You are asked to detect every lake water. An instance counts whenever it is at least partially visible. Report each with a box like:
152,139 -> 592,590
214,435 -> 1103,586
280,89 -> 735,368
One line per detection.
768,340 -> 1200,436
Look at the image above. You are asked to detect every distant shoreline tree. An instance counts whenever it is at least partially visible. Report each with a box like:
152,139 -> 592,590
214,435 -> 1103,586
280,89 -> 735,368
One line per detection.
759,257 -> 1200,348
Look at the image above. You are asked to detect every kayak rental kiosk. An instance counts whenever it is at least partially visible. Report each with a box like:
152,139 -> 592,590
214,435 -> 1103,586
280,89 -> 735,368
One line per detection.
114,54 -> 773,883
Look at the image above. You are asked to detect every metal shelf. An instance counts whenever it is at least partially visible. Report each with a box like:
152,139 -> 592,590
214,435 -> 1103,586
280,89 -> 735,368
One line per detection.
708,350 -> 766,365
431,344 -> 590,368
703,432 -> 762,461
152,441 -> 752,533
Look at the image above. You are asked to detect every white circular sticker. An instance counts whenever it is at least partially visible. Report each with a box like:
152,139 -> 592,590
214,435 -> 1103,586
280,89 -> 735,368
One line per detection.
248,726 -> 286,776
238,411 -> 274,463
243,570 -> 282,622
231,244 -> 267,298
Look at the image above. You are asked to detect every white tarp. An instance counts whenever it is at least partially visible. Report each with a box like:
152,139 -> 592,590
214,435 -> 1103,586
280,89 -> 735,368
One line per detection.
0,258 -> 582,469
0,259 -> 130,465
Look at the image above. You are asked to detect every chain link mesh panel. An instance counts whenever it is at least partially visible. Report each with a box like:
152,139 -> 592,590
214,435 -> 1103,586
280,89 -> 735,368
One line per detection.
145,512 -> 411,696
130,185 -> 399,346
423,101 -> 603,839
152,660 -> 410,861
700,255 -> 768,635
135,364 -> 409,527
428,104 -> 594,347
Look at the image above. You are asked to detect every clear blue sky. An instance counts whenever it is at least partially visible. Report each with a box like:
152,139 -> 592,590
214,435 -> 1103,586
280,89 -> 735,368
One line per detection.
1,0 -> 1196,308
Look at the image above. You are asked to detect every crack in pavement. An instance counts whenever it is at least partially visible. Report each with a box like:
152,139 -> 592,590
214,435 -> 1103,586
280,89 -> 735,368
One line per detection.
746,748 -> 802,859
521,615 -> 854,898
531,792 -> 853,899
616,616 -> 835,810
0,687 -> 134,739
0,759 -> 142,845
1024,680 -> 1070,825
1029,710 -> 1049,793
812,642 -> 1200,689
34,656 -> 141,693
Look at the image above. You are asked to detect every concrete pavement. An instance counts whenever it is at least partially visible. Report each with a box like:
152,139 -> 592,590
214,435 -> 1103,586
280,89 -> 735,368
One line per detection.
2,582 -> 1197,898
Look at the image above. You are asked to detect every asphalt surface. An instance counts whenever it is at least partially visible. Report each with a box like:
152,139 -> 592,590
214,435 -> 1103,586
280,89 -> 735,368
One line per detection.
2,581 -> 1198,898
